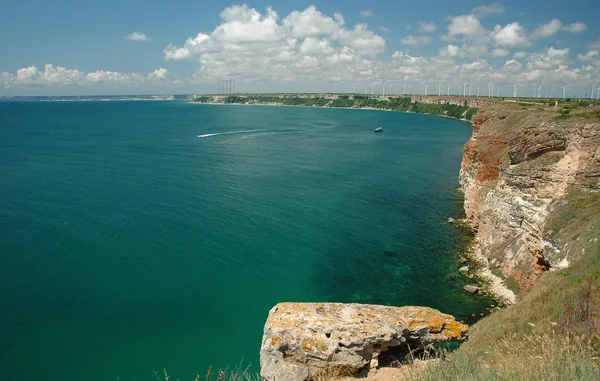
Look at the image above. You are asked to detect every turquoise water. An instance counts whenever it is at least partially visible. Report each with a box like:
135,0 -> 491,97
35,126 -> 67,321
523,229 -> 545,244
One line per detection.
0,101 -> 488,380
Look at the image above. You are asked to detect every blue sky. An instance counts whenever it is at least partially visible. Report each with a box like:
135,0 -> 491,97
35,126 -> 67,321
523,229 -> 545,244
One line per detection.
1,0 -> 599,96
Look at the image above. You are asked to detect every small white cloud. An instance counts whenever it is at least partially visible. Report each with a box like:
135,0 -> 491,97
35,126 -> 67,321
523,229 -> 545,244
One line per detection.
148,68 -> 169,80
491,22 -> 531,48
503,59 -> 522,72
401,35 -> 433,45
492,48 -> 509,57
380,26 -> 389,32
578,50 -> 599,61
589,40 -> 600,50
444,14 -> 487,40
531,19 -> 562,40
125,32 -> 151,41
440,44 -> 460,57
561,22 -> 586,33
164,44 -> 191,60
472,3 -> 505,18
360,9 -> 373,17
418,22 -> 437,33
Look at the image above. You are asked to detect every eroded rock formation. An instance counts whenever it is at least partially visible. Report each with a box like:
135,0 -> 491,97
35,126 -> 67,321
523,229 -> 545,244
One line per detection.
460,107 -> 600,293
260,302 -> 467,381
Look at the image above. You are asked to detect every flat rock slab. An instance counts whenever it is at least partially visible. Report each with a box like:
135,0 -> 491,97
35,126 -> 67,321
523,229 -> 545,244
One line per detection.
260,303 -> 468,381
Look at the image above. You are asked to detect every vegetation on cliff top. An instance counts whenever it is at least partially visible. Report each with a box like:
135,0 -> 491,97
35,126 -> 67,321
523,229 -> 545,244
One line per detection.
190,95 -> 478,121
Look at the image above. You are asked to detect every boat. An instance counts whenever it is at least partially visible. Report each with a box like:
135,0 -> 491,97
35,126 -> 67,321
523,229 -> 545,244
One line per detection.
374,127 -> 383,132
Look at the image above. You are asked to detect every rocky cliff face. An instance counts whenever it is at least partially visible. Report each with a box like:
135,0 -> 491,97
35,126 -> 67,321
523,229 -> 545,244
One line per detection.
260,303 -> 467,381
460,107 -> 600,294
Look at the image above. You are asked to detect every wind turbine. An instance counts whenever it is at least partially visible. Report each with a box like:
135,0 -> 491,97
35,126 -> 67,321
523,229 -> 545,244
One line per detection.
563,85 -> 567,99
382,81 -> 389,96
447,84 -> 450,96
469,84 -> 472,97
477,85 -> 480,97
425,84 -> 428,96
372,82 -> 377,96
404,84 -> 407,95
513,84 -> 517,98
438,81 -> 443,96
463,82 -> 468,97
491,83 -> 494,98
538,84 -> 543,99
488,82 -> 492,98
592,85 -> 596,100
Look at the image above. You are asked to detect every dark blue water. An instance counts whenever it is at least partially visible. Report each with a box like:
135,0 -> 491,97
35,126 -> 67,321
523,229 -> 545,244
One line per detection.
0,101 -> 487,380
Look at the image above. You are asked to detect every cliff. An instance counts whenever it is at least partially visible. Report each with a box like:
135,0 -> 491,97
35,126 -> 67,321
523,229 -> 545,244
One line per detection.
459,103 -> 600,296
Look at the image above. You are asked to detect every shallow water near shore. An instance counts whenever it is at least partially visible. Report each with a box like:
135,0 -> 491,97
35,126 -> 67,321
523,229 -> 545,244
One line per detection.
0,101 -> 492,380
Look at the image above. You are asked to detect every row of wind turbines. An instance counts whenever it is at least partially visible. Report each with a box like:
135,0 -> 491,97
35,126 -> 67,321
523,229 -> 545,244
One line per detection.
353,81 -> 600,100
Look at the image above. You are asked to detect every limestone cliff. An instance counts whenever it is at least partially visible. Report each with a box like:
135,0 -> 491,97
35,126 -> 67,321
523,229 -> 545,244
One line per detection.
460,105 -> 600,296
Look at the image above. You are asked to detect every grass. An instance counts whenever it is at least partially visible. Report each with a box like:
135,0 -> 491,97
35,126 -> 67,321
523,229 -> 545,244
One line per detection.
156,364 -> 261,381
408,190 -> 600,380
410,330 -> 600,381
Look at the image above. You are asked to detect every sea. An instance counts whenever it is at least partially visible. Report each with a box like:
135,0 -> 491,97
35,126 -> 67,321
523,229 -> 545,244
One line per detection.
0,98 -> 491,380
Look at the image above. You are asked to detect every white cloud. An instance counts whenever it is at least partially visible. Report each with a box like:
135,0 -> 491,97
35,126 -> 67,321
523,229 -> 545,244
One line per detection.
562,22 -> 586,33
526,47 -> 570,70
531,19 -> 562,40
492,48 -> 509,57
503,59 -> 522,72
472,3 -> 505,18
4,64 -> 84,87
418,22 -> 437,33
380,26 -> 389,32
162,5 -> 388,85
589,40 -> 600,50
440,44 -> 460,57
0,64 -> 172,89
125,32 -> 150,41
401,35 -> 433,45
490,22 -> 531,48
360,9 -> 373,17
86,70 -> 143,84
444,14 -> 487,39
578,50 -> 599,61
283,6 -> 342,39
148,68 -> 169,80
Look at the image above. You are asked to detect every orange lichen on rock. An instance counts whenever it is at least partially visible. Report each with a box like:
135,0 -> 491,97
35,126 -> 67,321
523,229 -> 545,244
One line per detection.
260,303 -> 468,381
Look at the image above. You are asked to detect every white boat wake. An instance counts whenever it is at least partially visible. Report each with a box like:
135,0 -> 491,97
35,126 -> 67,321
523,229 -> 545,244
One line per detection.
197,129 -> 269,138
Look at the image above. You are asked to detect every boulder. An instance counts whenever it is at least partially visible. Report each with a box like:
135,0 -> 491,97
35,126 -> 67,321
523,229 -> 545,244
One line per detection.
464,285 -> 479,294
260,303 -> 468,381
458,266 -> 470,276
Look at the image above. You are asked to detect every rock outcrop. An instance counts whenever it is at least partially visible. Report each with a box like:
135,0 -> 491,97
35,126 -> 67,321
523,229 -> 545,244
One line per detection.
460,106 -> 600,294
260,303 -> 468,381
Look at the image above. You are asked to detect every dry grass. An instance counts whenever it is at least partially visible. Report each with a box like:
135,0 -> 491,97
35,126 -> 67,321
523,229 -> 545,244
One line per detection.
410,329 -> 599,381
156,363 -> 260,381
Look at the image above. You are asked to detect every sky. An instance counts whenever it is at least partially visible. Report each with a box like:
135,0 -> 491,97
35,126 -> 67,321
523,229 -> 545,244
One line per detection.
1,0 -> 600,97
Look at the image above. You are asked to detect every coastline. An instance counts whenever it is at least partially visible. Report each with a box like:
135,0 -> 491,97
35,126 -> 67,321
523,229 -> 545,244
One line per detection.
194,101 -> 473,123
189,94 -> 477,124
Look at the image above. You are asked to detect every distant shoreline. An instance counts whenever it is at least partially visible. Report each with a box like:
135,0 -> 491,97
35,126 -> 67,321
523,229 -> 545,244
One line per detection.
190,96 -> 477,124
